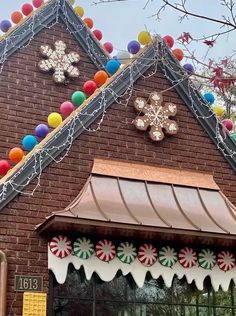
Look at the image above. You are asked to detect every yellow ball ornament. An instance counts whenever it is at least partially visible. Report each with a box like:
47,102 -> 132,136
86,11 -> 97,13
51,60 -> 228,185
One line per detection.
48,113 -> 63,128
213,105 -> 225,118
68,0 -> 75,5
74,6 -> 84,17
138,31 -> 152,45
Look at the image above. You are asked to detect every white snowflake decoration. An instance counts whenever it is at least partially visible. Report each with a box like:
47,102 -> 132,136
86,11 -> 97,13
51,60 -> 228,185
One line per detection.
38,40 -> 80,83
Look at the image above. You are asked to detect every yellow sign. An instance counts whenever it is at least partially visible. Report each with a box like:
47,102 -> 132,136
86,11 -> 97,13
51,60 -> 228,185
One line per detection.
23,292 -> 47,316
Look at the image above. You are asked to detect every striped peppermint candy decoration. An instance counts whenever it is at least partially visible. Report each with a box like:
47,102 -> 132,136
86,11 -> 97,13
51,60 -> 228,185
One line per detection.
198,249 -> 216,270
217,251 -> 235,272
138,243 -> 158,266
49,235 -> 72,258
73,237 -> 94,259
117,242 -> 137,264
179,247 -> 197,268
96,239 -> 116,262
159,246 -> 178,268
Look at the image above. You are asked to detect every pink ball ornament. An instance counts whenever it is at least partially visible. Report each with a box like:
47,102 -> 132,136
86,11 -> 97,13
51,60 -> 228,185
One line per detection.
103,42 -> 113,54
222,119 -> 234,131
22,3 -> 34,16
93,29 -> 103,41
83,80 -> 97,96
60,101 -> 75,117
32,0 -> 44,8
163,35 -> 174,48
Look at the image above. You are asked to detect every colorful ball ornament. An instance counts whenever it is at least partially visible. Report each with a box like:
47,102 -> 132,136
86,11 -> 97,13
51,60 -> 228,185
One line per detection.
105,59 -> 120,75
11,11 -> 23,24
0,20 -> 12,33
60,101 -> 75,117
163,35 -> 174,48
172,48 -> 184,61
93,29 -> 103,41
159,246 -> 178,268
103,42 -> 113,54
22,3 -> 34,16
9,147 -> 24,164
50,235 -> 72,258
0,160 -> 11,176
138,243 -> 158,266
231,133 -> 236,141
35,123 -> 49,139
127,40 -> 141,55
96,239 -> 116,262
32,0 -> 44,8
74,6 -> 84,18
71,91 -> 86,106
222,119 -> 234,131
83,80 -> 97,96
203,92 -> 215,105
198,249 -> 216,270
138,31 -> 152,45
117,51 -> 131,64
48,112 -> 62,128
213,105 -> 225,117
183,63 -> 194,74
217,251 -> 235,272
73,237 -> 94,259
117,242 -> 137,264
22,135 -> 38,151
179,247 -> 197,268
83,18 -> 93,29
94,70 -> 108,86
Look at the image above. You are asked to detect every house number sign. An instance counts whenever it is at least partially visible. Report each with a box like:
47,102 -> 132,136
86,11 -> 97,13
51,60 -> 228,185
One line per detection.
14,275 -> 43,292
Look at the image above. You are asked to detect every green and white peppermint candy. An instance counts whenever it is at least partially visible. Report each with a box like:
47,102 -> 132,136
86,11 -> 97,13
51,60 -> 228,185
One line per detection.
198,248 -> 216,270
117,242 -> 137,264
73,237 -> 94,259
159,246 -> 178,268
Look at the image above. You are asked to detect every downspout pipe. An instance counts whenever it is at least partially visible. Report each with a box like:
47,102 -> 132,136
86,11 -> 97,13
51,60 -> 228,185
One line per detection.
0,251 -> 7,316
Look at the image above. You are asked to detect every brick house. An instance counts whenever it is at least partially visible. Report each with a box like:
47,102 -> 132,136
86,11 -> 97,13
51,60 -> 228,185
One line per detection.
0,1 -> 235,315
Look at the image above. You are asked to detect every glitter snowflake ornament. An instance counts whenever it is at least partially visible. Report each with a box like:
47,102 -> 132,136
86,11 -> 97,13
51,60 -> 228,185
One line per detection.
38,40 -> 80,83
133,92 -> 178,141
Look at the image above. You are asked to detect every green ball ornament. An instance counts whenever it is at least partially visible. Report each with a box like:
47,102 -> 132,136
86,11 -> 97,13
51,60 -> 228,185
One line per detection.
71,91 -> 86,107
231,133 -> 236,141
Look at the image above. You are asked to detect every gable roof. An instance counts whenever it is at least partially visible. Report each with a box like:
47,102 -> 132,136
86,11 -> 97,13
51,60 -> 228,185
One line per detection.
0,1 -> 235,210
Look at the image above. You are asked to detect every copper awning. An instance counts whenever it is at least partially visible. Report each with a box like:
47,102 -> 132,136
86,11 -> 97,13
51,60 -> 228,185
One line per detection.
36,159 -> 236,245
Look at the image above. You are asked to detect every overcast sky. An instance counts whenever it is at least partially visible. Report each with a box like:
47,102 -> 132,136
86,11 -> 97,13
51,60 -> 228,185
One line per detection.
0,0 -> 235,63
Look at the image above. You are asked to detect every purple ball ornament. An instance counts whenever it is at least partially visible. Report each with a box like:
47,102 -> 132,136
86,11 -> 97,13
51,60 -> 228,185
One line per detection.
183,63 -> 194,74
127,40 -> 141,54
0,20 -> 12,33
35,124 -> 49,139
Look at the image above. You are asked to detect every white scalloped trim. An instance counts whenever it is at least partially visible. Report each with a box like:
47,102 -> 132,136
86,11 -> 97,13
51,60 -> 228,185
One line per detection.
48,246 -> 236,291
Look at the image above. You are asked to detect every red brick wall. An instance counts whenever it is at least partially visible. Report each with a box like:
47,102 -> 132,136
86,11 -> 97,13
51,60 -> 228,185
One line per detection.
0,22 -> 235,316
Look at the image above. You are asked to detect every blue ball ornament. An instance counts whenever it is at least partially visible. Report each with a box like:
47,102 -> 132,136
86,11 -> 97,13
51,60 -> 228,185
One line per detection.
22,135 -> 38,151
203,92 -> 215,105
0,20 -> 12,33
183,63 -> 194,74
105,59 -> 120,75
35,124 -> 49,139
127,40 -> 141,54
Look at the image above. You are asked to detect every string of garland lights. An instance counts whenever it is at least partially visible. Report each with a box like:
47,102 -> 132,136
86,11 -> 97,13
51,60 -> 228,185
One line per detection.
0,0 -> 235,204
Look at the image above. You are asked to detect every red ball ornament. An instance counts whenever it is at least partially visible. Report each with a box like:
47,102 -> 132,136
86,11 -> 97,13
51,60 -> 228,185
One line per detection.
83,80 -> 97,96
11,11 -> 23,24
172,48 -> 184,61
93,29 -> 103,41
60,101 -> 75,117
22,3 -> 34,16
103,42 -> 113,54
0,160 -> 11,176
83,17 -> 93,29
163,35 -> 174,48
32,0 -> 44,8
222,119 -> 234,131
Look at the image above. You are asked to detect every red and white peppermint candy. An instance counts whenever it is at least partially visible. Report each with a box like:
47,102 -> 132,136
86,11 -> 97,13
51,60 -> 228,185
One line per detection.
179,247 -> 197,268
49,235 -> 72,258
217,251 -> 235,272
138,243 -> 158,266
96,239 -> 116,262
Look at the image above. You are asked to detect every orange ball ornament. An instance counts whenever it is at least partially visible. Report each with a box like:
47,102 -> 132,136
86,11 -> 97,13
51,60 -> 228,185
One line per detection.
94,70 -> 108,86
83,18 -> 94,29
172,48 -> 184,61
11,11 -> 23,24
9,147 -> 24,164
